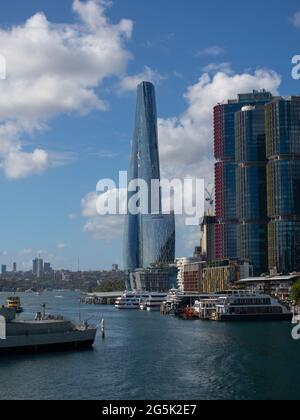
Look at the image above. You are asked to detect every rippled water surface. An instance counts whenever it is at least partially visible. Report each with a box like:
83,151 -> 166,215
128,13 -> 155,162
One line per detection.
0,291 -> 299,400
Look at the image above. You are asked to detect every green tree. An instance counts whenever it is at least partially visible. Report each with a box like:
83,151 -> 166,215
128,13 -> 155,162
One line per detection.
94,278 -> 125,293
291,280 -> 300,303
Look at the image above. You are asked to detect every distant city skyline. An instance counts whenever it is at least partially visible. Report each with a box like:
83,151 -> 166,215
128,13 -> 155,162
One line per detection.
0,0 -> 300,269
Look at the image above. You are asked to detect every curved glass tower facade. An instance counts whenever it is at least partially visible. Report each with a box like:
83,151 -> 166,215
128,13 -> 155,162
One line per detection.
266,97 -> 300,273
235,105 -> 268,275
124,82 -> 175,273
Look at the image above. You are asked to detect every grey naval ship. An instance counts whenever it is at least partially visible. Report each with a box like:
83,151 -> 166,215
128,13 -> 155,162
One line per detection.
0,304 -> 97,355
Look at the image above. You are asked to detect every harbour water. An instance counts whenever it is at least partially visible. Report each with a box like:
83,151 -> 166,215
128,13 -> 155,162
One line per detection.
0,291 -> 299,400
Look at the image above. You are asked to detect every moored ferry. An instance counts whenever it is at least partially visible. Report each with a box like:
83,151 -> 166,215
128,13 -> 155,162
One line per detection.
115,291 -> 167,310
115,292 -> 147,309
139,293 -> 168,311
211,291 -> 293,321
5,296 -> 23,314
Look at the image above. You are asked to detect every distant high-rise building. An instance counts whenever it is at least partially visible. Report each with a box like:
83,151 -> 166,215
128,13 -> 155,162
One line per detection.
112,264 -> 119,272
32,258 -> 38,276
235,105 -> 269,275
265,96 -> 300,273
214,90 -> 273,262
33,258 -> 44,278
37,259 -> 44,278
1,265 -> 7,275
44,262 -> 52,274
124,82 -> 175,281
200,215 -> 217,262
12,262 -> 17,273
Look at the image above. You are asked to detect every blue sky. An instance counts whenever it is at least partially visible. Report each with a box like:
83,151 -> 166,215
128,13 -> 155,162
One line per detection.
0,0 -> 299,271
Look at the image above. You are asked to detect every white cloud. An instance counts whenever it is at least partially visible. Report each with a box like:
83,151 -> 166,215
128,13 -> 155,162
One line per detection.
0,0 -> 133,179
118,66 -> 165,93
81,188 -> 126,240
202,62 -> 232,74
57,243 -> 67,250
83,215 -> 124,240
292,11 -> 300,28
3,149 -> 49,179
195,46 -> 226,57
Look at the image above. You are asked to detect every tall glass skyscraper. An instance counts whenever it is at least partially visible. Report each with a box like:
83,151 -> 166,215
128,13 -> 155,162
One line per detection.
214,90 -> 273,261
265,97 -> 300,273
124,82 -> 175,273
235,105 -> 269,275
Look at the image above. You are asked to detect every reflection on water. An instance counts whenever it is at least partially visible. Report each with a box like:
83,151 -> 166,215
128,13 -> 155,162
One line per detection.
0,291 -> 299,400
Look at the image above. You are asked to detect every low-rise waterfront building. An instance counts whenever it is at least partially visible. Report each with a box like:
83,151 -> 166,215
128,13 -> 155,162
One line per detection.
129,266 -> 177,292
238,274 -> 300,301
202,261 -> 240,293
181,261 -> 206,293
177,258 -> 252,294
176,258 -> 203,292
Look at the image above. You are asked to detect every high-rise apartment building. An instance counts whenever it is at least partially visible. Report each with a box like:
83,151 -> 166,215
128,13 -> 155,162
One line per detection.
124,82 -> 175,276
214,90 -> 273,262
33,258 -> 44,278
265,97 -> 300,273
32,258 -> 38,276
235,105 -> 269,275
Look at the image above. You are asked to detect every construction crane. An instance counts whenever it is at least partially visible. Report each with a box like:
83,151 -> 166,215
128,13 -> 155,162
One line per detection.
205,186 -> 215,216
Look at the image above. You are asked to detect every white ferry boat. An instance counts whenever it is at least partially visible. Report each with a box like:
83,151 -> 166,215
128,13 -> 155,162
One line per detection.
115,292 -> 149,309
115,291 -> 167,310
211,291 -> 293,321
139,293 -> 168,311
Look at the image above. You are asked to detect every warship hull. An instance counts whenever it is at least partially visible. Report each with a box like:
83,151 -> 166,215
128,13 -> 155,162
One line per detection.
0,329 -> 96,355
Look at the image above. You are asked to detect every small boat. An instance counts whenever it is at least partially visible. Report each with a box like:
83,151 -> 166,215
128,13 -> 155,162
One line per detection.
5,296 -> 23,314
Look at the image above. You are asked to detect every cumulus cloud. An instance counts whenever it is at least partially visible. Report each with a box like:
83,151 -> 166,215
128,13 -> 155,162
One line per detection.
118,66 -> 165,93
81,188 -> 126,240
0,0 -> 133,179
202,62 -> 232,74
57,243 -> 67,250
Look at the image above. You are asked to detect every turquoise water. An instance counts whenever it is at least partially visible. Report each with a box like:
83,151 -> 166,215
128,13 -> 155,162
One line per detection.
0,291 -> 299,400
